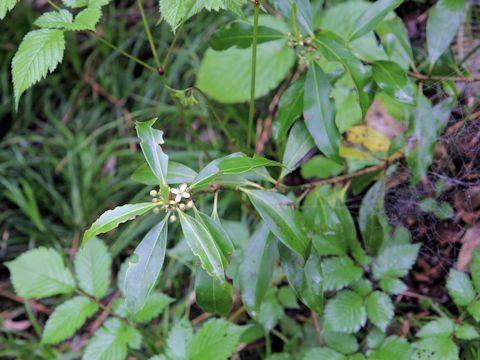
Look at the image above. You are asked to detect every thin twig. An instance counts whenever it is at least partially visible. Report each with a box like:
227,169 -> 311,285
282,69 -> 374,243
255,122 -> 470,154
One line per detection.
409,71 -> 480,82
137,0 -> 162,69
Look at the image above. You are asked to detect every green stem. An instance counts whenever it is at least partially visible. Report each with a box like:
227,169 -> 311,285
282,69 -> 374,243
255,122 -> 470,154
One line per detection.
46,0 -> 61,11
163,24 -> 184,72
137,0 -> 162,69
247,1 -> 261,153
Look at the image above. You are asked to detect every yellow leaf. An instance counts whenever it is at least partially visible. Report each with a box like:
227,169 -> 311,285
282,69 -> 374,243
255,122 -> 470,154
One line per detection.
346,125 -> 390,152
339,144 -> 376,160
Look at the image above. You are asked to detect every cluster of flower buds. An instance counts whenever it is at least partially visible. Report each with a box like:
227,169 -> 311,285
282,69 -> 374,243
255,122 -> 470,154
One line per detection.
149,184 -> 194,223
286,32 -> 319,60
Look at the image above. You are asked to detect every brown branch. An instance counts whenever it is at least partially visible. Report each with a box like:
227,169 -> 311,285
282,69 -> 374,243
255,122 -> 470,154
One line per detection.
0,288 -> 52,314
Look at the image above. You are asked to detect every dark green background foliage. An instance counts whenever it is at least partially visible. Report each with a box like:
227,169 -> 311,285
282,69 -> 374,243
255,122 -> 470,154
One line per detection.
1,0 -> 480,359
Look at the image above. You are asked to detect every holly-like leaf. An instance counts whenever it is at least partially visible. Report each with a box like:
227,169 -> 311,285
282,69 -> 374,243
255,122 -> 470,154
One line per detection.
245,189 -> 309,260
12,29 -> 66,108
365,291 -> 394,331
74,237 -> 111,299
42,297 -> 98,344
195,265 -> 233,317
82,203 -> 157,245
125,218 -> 169,314
324,290 -> 367,334
446,269 -> 475,306
6,247 -> 75,299
303,62 -> 340,160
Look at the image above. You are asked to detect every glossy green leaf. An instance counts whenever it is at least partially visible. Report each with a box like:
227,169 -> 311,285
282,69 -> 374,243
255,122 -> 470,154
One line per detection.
426,0 -> 465,65
303,62 -> 340,160
246,189 -> 309,260
195,265 -> 233,317
365,291 -> 394,331
83,318 -> 142,360
372,60 -> 415,103
211,21 -> 284,50
125,218 -> 168,314
446,269 -> 475,306
238,223 -> 276,316
74,237 -> 111,299
6,247 -> 75,299
323,256 -> 362,291
349,0 -> 403,40
324,290 -> 367,334
274,0 -> 313,35
131,161 -> 198,185
12,29 -> 66,109
0,0 -> 19,20
301,155 -> 344,179
197,212 -> 235,263
82,203 -> 157,245
281,121 -> 316,177
273,78 -> 305,143
42,297 -> 98,344
314,30 -> 371,116
376,17 -> 413,69
178,210 -> 225,283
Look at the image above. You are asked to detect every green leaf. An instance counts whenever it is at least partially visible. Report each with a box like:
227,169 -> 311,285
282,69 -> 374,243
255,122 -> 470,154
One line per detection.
376,17 -> 413,69
0,0 -> 19,19
74,237 -> 111,299
70,6 -> 103,30
455,324 -> 480,340
246,189 -> 309,260
197,16 -> 295,103
278,286 -> 299,309
303,62 -> 340,160
136,119 -> 169,186
238,223 -> 276,316
369,336 -> 412,360
197,212 -> 235,263
125,218 -> 168,314
273,78 -> 305,143
426,0 -> 465,65
166,319 -> 193,359
83,319 -> 142,360
303,348 -> 344,360
379,278 -> 407,294
274,0 -> 313,35
418,318 -> 455,338
211,21 -> 284,50
131,161 -> 198,185
281,121 -> 316,177
82,202 -> 157,245
324,290 -> 367,334
178,210 -> 225,282
446,269 -> 475,306
258,288 -> 284,332
413,338 -> 459,360
314,30 -> 370,116
34,10 -> 74,29
189,319 -> 244,360
301,155 -> 344,179
42,297 -> 98,344
373,243 -> 420,280
372,60 -> 415,103
195,265 -> 233,317
365,291 -> 394,331
190,153 -> 279,190
34,7 -> 102,31
349,0 -> 403,40
63,0 -> 110,8
322,256 -> 362,291
358,181 -> 389,255
467,300 -> 480,321
6,247 -> 75,299
470,248 -> 480,292
134,292 -> 174,323
12,29 -> 66,109
323,332 -> 358,355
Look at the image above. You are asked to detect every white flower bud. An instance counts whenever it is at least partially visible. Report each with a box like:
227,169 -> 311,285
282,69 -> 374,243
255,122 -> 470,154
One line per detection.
150,190 -> 158,197
187,200 -> 194,209
169,215 -> 177,223
153,207 -> 160,214
179,203 -> 186,210
152,198 -> 158,203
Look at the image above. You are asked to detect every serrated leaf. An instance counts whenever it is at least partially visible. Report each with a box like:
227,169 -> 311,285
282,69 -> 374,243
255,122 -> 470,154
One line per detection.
211,21 -> 284,50
136,119 -> 169,186
273,78 -> 304,143
12,29 -> 66,109
195,265 -> 232,317
83,318 -> 142,360
0,0 -> 19,19
303,62 -> 340,160
34,10 -> 74,29
189,319 -> 244,360
303,348 -> 344,360
125,218 -> 168,314
70,6 -> 102,30
323,332 -> 358,355
134,292 -> 173,323
413,337 -> 459,360
281,121 -> 315,177
324,290 -> 367,334
379,278 -> 407,294
349,0 -> 403,40
63,0 -> 110,8
455,324 -> 480,340
6,247 -> 75,298
238,223 -> 275,316
322,256 -> 362,291
369,336 -> 412,360
446,269 -> 475,306
82,202 -> 157,245
372,60 -> 415,104
74,237 -> 111,299
418,318 -> 455,338
132,162 -> 198,185
258,288 -> 284,332
42,297 -> 98,344
467,300 -> 480,321
246,189 -> 309,260
373,243 -> 420,280
178,210 -> 225,282
426,0 -> 465,65
166,319 -> 193,359
365,291 -> 394,331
